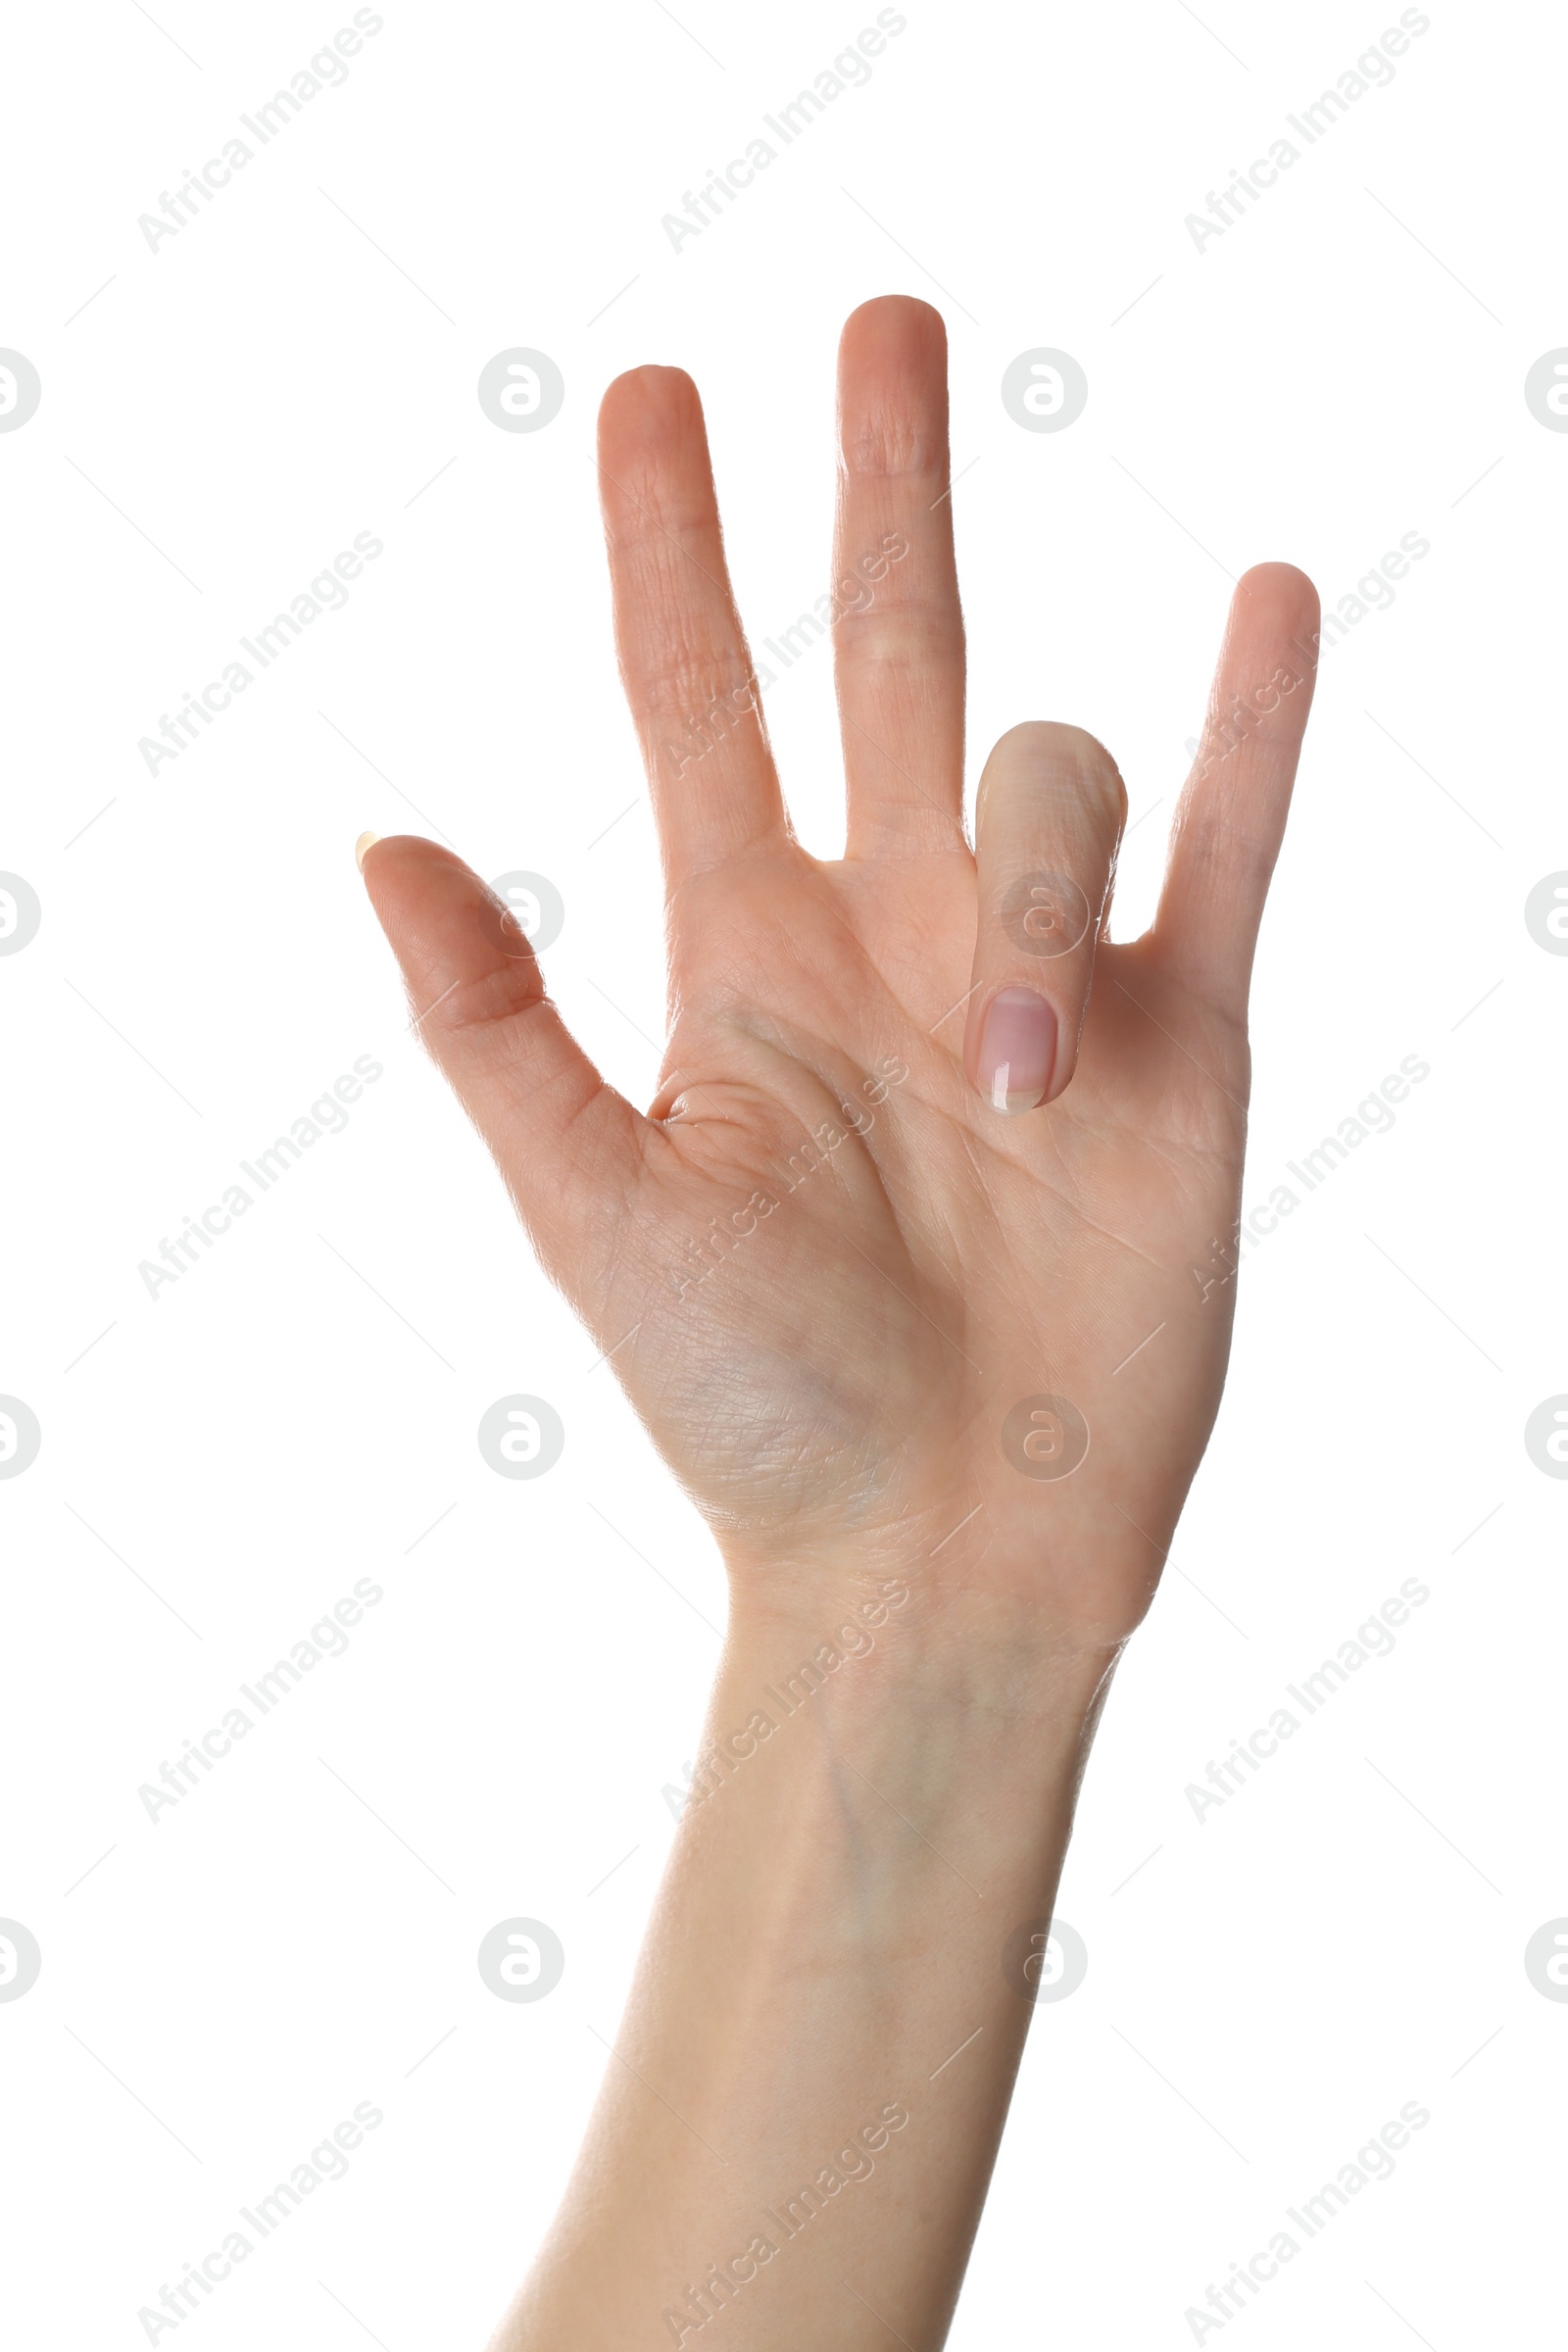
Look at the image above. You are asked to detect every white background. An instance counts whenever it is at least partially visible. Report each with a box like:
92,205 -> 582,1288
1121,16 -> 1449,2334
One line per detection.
2,1 -> 1564,2344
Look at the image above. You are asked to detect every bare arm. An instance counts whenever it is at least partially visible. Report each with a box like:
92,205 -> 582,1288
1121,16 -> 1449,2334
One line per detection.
491,1604 -> 1107,2347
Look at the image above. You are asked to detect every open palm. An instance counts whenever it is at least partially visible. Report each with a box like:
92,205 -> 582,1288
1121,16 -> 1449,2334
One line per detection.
362,298 -> 1318,1646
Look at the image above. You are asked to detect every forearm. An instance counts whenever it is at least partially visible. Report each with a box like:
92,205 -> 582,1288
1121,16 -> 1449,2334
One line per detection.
491,1574 -> 1118,2350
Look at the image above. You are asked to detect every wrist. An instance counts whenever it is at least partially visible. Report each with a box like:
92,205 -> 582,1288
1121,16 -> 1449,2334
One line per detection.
702,1571 -> 1119,1827
717,1525 -> 1129,1704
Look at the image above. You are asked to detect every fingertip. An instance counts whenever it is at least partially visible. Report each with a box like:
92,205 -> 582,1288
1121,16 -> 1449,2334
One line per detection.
598,364 -> 704,462
357,833 -> 479,941
353,834 -> 639,1264
1234,562 -> 1320,637
601,360 -> 699,404
357,831 -> 462,885
837,295 -> 950,474
839,294 -> 948,361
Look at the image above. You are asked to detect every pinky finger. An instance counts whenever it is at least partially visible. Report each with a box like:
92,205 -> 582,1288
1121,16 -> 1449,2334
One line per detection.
1152,563 -> 1320,1019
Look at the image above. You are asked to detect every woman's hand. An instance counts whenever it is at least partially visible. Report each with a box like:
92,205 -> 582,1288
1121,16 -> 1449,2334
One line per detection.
360,296 -> 1318,1654
360,294 -> 1319,2352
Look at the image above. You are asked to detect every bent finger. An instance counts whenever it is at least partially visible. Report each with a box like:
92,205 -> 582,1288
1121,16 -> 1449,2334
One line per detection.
962,723 -> 1126,1115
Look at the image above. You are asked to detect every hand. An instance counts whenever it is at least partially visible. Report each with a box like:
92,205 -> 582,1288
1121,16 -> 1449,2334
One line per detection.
360,296 -> 1318,1650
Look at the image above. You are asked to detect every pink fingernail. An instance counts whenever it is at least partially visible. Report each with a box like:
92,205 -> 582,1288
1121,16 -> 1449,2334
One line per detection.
977,988 -> 1056,1115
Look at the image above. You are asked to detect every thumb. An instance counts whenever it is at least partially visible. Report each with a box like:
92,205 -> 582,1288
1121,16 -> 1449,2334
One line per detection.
357,834 -> 646,1289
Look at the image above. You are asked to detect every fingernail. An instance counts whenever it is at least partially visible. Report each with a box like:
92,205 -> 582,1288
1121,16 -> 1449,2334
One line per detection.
977,988 -> 1056,1115
355,831 -> 380,871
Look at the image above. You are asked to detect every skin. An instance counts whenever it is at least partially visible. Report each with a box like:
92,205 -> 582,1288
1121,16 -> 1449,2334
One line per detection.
360,296 -> 1319,2347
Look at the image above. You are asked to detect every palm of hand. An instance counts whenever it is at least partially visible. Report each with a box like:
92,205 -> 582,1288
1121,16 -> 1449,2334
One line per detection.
364,300 -> 1317,1642
596,852 -> 1246,1638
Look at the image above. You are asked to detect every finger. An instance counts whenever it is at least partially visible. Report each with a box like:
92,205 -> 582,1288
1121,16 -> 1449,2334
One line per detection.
1153,563 -> 1321,1015
962,724 -> 1126,1115
358,834 -> 645,1293
598,366 -> 788,897
833,297 -> 966,858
